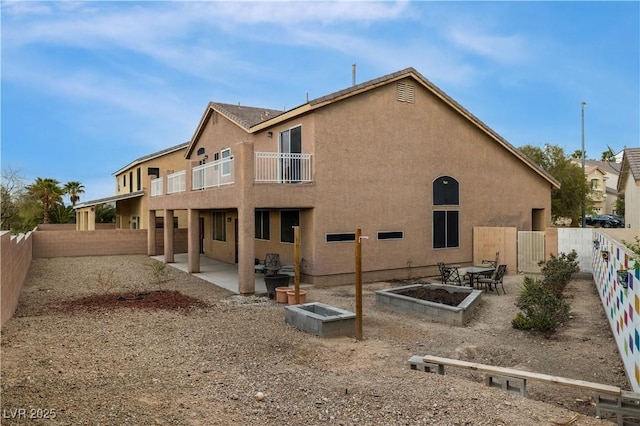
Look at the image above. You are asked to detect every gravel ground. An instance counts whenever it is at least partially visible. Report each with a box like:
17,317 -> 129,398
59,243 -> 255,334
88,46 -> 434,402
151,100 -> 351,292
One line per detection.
0,255 -> 630,425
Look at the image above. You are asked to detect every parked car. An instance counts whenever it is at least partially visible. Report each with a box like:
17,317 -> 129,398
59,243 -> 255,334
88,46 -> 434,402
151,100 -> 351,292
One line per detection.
586,214 -> 624,228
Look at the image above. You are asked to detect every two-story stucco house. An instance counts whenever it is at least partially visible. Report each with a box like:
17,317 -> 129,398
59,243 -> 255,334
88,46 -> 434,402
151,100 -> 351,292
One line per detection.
148,68 -> 559,294
618,147 -> 640,229
75,142 -> 189,230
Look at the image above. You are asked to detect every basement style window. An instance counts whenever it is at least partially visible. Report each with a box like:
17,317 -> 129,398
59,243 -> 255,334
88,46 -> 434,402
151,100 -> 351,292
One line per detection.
325,233 -> 356,243
255,210 -> 270,240
377,231 -> 404,240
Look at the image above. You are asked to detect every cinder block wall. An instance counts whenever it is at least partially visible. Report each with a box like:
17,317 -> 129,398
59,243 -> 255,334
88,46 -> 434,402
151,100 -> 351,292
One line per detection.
557,228 -> 595,274
1,231 -> 33,327
33,230 -> 149,257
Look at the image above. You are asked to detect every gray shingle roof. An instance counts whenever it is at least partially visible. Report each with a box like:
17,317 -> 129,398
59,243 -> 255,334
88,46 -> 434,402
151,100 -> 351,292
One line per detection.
617,147 -> 640,192
212,103 -> 284,130
625,148 -> 640,182
113,142 -> 189,176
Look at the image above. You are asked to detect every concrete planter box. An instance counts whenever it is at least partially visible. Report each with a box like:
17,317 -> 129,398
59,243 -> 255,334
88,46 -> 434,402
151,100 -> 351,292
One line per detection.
284,302 -> 356,337
374,284 -> 482,326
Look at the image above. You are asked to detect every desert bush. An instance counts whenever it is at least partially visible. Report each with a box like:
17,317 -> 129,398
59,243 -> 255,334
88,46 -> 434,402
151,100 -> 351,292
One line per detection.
512,275 -> 570,335
95,268 -> 118,293
538,249 -> 580,296
147,260 -> 171,289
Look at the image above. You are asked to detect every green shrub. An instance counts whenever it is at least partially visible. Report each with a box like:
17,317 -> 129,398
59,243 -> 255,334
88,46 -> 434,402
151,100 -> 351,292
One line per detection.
512,275 -> 570,335
538,250 -> 580,296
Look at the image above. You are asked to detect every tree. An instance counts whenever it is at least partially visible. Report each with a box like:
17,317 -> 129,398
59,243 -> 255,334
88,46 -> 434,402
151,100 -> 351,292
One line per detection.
95,203 -> 116,223
0,167 -> 26,231
50,204 -> 75,224
26,178 -> 64,224
614,194 -> 625,216
63,181 -> 85,206
570,149 -> 584,160
601,148 -> 616,162
519,144 -> 593,225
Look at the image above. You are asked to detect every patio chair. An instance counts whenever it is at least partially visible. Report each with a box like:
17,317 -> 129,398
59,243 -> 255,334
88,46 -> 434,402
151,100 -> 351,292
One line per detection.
264,253 -> 281,276
438,262 -> 468,286
480,252 -> 500,278
477,264 -> 507,294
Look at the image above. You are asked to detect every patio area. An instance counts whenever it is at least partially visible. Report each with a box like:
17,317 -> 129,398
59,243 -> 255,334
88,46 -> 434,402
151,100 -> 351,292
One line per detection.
151,253 -> 308,295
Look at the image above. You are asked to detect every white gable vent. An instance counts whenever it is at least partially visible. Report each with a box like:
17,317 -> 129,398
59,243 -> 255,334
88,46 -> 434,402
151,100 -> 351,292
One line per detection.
397,82 -> 415,103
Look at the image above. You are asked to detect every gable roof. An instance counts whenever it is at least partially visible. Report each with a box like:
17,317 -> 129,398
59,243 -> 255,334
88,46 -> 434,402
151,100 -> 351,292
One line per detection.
185,103 -> 284,157
113,142 -> 189,176
584,159 -> 621,175
618,147 -> 640,192
186,67 -> 560,188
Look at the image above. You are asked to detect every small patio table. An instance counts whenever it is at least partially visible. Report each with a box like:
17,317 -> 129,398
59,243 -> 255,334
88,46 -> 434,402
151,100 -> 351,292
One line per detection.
464,266 -> 495,289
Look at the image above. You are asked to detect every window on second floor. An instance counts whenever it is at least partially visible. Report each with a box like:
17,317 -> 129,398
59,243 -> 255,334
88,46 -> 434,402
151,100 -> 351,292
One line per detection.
591,179 -> 599,189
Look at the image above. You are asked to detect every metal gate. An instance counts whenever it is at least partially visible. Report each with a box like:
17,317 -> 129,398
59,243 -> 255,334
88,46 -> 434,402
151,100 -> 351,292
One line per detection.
517,231 -> 545,273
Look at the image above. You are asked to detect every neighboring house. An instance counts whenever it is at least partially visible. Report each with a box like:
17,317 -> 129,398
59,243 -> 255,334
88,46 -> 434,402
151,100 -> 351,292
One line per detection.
75,142 -> 189,230
571,159 -> 621,215
147,67 -> 559,293
585,165 -> 608,214
618,147 -> 640,229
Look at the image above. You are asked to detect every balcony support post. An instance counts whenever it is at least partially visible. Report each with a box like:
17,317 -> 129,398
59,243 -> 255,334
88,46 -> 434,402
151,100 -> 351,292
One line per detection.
187,208 -> 200,273
147,210 -> 157,256
237,141 -> 256,295
163,209 -> 174,263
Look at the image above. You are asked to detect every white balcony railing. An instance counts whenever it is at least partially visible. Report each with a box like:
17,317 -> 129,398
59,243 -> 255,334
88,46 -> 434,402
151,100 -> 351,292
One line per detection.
192,157 -> 234,190
167,170 -> 186,194
150,177 -> 163,196
255,152 -> 312,183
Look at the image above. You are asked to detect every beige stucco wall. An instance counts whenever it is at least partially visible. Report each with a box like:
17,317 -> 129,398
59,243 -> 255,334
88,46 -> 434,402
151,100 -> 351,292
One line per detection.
623,179 -> 640,229
305,80 -> 551,283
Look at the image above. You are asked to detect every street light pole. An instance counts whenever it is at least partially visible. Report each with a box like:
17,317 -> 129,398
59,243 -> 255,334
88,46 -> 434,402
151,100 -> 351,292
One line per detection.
581,101 -> 587,228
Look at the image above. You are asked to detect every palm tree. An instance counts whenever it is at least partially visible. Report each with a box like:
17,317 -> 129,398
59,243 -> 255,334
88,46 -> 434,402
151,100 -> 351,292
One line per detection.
26,178 -> 63,224
63,181 -> 85,206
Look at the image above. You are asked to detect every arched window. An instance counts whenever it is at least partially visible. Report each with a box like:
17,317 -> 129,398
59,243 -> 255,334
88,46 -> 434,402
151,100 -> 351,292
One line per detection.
197,147 -> 205,156
433,176 -> 459,205
432,176 -> 460,248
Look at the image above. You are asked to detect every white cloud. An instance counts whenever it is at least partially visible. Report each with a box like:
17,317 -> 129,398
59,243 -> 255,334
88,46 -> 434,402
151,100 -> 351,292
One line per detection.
446,26 -> 529,65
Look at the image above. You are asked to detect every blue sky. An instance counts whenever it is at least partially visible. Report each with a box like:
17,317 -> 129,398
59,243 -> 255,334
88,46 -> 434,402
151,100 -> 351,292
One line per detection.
2,1 -> 639,203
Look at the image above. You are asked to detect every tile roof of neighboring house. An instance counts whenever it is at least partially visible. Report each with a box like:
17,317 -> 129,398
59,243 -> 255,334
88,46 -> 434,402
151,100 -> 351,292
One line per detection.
113,141 -> 189,176
186,67 -> 560,188
584,159 -> 621,175
618,148 -> 640,192
585,165 -> 606,175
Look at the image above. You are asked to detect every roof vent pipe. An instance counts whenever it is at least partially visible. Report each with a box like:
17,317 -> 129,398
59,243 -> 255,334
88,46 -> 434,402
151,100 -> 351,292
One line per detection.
352,63 -> 356,86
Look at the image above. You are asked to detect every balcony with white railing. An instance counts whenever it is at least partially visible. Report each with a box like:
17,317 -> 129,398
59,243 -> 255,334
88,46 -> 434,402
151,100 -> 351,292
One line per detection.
192,157 -> 234,190
167,170 -> 186,194
255,152 -> 312,183
150,177 -> 163,196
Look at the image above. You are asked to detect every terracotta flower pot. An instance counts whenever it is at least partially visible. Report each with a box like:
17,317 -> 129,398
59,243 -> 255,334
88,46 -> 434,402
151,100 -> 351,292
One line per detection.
287,289 -> 307,305
275,286 -> 290,303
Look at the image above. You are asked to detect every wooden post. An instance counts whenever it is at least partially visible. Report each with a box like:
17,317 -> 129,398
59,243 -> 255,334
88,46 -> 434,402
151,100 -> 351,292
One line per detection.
294,226 -> 300,304
355,228 -> 363,341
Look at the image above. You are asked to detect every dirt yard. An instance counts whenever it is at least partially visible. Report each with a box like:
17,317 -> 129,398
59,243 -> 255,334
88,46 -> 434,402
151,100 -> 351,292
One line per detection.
0,255 -> 630,425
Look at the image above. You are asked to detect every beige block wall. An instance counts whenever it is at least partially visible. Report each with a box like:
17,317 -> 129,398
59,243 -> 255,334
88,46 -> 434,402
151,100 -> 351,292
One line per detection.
472,227 -> 518,274
1,231 -> 33,327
